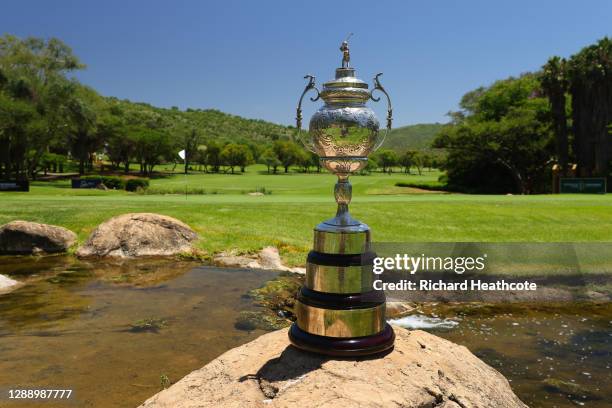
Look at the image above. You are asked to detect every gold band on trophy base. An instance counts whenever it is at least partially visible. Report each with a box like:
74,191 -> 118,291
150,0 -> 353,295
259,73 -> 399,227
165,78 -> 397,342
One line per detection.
313,230 -> 370,255
295,301 -> 385,338
306,263 -> 373,294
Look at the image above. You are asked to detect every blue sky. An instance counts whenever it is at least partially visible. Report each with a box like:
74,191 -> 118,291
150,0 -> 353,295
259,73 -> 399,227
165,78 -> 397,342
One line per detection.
1,0 -> 610,127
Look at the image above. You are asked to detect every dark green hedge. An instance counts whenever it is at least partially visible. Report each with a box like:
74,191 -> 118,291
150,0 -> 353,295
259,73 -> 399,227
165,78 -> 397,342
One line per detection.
125,178 -> 150,192
79,175 -> 149,191
81,175 -> 125,189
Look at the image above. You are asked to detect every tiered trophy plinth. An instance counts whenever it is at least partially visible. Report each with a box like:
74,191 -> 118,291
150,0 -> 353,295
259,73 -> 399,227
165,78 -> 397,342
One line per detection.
289,182 -> 395,356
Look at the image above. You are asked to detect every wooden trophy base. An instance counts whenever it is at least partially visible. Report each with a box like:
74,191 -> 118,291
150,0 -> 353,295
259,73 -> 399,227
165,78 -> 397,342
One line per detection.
289,323 -> 395,357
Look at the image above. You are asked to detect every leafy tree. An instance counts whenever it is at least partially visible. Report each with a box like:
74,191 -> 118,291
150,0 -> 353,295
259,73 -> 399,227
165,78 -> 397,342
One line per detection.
360,156 -> 378,175
410,151 -> 434,175
540,57 -> 570,175
430,156 -> 440,170
181,128 -> 201,174
295,149 -> 312,173
259,148 -> 281,173
133,128 -> 172,175
566,37 -> 611,178
399,151 -> 415,174
244,141 -> 263,163
374,149 -> 399,173
65,85 -> 101,175
309,152 -> 321,173
273,140 -> 302,173
38,152 -> 66,174
435,74 -> 554,194
101,107 -> 134,173
0,34 -> 84,179
204,141 -> 222,173
220,143 -> 252,174
0,92 -> 38,179
538,37 -> 611,183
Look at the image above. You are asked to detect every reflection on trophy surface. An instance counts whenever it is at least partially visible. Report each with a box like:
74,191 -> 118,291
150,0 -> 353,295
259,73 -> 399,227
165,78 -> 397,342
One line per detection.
290,38 -> 395,356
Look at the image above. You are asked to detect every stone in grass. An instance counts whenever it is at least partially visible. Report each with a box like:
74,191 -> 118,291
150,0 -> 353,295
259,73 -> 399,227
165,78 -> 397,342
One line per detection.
76,213 -> 197,258
0,220 -> 77,255
139,326 -> 528,408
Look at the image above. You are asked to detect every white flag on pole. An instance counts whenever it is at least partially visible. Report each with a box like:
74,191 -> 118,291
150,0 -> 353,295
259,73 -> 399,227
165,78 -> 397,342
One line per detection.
178,150 -> 186,161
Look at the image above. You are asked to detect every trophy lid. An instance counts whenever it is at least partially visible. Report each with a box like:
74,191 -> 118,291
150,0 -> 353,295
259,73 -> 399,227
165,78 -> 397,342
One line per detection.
319,41 -> 371,104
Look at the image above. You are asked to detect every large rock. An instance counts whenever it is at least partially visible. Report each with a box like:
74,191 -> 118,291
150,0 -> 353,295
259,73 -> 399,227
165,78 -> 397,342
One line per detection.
0,220 -> 77,254
76,213 -> 197,258
214,246 -> 305,274
140,326 -> 527,408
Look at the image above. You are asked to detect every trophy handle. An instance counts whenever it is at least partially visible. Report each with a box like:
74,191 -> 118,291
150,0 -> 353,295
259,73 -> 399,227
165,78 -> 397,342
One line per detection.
370,72 -> 393,150
295,74 -> 320,153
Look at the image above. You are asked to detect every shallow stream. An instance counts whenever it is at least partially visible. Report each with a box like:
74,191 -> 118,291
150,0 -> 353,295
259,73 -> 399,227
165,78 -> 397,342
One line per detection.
0,257 -> 276,407
390,303 -> 611,407
0,258 -> 610,407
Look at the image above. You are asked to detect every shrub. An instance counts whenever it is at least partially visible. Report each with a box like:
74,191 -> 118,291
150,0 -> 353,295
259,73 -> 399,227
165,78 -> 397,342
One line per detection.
80,175 -> 101,181
81,175 -> 125,189
141,186 -> 208,195
395,181 -> 450,191
126,178 -> 150,192
102,176 -> 125,190
81,175 -> 125,190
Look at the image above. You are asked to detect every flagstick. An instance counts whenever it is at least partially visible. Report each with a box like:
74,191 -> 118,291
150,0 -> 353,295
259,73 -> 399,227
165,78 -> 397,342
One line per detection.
178,149 -> 187,201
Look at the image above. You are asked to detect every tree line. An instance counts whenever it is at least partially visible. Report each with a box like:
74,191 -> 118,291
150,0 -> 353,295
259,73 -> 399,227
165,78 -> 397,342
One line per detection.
0,34 -> 443,181
0,35 -> 297,180
368,149 -> 440,175
434,37 -> 611,194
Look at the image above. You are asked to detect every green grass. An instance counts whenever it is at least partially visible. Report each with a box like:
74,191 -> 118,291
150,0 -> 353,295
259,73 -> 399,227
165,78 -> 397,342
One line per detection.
33,164 -> 442,196
2,165 -> 612,265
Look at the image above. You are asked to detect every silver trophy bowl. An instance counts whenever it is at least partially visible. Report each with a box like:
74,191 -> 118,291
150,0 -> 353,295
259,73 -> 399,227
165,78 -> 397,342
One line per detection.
296,57 -> 392,229
310,68 -> 381,175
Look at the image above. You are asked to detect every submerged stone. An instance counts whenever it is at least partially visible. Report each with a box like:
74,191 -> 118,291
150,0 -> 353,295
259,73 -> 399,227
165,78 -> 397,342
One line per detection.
542,378 -> 602,401
234,311 -> 289,331
247,272 -> 302,319
130,318 -> 168,333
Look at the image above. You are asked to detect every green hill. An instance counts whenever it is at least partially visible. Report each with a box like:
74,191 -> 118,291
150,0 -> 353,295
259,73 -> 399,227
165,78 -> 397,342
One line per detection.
105,99 -> 445,154
106,98 -> 293,146
382,123 -> 445,151
109,96 -> 445,151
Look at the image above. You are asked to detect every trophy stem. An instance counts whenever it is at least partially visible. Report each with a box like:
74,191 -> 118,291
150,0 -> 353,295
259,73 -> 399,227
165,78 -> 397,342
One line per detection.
334,175 -> 352,220
317,174 -> 364,230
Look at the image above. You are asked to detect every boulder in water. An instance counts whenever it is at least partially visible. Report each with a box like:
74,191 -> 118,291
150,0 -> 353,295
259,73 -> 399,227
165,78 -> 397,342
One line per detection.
76,213 -> 197,258
0,220 -> 77,255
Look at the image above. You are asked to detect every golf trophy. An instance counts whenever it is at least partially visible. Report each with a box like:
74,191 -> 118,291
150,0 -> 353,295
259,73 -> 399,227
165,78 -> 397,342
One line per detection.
289,38 -> 395,356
